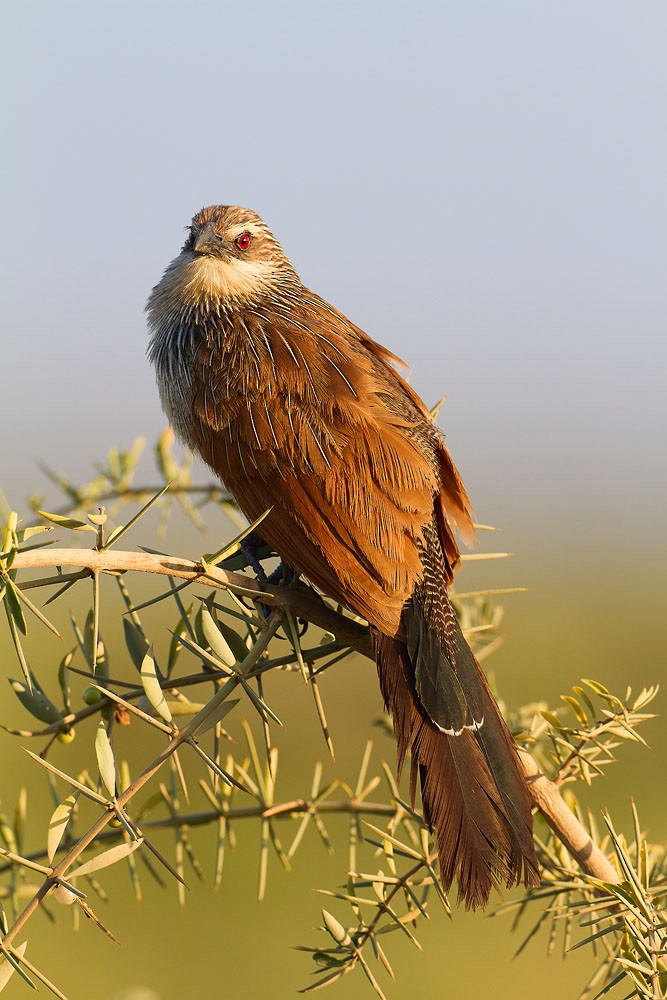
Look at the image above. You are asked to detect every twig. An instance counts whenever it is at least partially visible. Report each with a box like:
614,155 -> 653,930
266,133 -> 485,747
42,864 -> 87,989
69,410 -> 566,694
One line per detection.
11,547 -> 369,654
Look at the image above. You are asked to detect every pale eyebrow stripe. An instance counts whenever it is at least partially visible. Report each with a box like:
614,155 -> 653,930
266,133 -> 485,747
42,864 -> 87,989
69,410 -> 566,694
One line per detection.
227,222 -> 263,238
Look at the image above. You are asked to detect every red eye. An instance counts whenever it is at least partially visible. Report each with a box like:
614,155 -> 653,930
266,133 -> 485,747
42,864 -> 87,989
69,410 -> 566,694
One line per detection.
236,232 -> 251,251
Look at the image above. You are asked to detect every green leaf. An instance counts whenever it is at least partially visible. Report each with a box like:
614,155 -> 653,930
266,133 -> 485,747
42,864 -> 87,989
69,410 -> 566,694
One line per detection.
540,710 -> 566,731
15,525 -> 52,543
4,604 -> 31,689
9,677 -> 62,725
57,650 -> 74,713
202,605 -> 249,662
0,941 -> 29,992
95,723 -> 116,798
8,582 -> 62,639
561,695 -> 589,725
166,613 -> 189,675
192,697 -> 239,737
47,794 -> 78,864
583,678 -> 612,698
140,646 -> 172,724
68,838 -> 143,878
122,618 -> 150,673
201,607 -> 237,667
79,609 -> 95,668
4,579 -> 27,635
36,510 -> 96,532
321,909 -> 352,946
299,967 -> 347,992
86,512 -> 107,527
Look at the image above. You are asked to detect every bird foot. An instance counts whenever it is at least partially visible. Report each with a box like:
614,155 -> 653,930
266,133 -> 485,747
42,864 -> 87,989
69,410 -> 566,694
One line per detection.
240,538 -> 269,589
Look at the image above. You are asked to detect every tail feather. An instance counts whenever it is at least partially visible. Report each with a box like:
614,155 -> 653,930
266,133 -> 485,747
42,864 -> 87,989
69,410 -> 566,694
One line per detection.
371,607 -> 539,908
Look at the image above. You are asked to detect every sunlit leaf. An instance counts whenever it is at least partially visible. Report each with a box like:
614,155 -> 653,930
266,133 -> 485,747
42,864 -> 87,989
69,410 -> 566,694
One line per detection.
95,723 -> 116,798
47,793 -> 78,865
321,909 -> 352,946
201,607 -> 237,667
68,838 -> 143,878
140,646 -> 172,724
36,510 -> 96,532
0,941 -> 29,993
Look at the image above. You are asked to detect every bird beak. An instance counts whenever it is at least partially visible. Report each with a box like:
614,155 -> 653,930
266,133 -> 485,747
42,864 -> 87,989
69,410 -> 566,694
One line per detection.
193,223 -> 218,255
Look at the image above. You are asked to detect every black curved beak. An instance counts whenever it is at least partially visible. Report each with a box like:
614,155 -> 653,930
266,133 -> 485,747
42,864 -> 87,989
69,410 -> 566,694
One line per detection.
193,223 -> 220,256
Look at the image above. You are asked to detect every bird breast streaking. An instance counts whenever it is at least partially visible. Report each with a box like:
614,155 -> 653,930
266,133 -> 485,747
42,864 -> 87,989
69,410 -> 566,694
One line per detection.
147,204 -> 540,907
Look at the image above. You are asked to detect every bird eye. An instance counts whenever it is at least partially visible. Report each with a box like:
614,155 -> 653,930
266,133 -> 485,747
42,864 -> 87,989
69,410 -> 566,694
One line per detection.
235,232 -> 252,251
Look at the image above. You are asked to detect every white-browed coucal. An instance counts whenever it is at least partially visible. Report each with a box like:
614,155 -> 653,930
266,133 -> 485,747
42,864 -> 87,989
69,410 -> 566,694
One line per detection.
147,204 -> 539,907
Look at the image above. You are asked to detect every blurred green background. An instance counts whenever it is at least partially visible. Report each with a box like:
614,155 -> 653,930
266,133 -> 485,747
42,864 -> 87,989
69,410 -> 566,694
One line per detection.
2,1 -> 665,997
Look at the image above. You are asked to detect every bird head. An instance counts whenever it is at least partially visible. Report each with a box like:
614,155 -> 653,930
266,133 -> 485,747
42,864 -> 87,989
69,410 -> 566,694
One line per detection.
147,205 -> 300,325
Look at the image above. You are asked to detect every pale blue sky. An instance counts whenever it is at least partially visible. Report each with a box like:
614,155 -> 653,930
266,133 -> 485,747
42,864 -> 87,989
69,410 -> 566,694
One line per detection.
3,0 -> 666,548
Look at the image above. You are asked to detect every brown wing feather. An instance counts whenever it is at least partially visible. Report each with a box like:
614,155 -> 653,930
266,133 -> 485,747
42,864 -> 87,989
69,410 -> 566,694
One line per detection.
189,295 -> 447,635
350,306 -> 476,566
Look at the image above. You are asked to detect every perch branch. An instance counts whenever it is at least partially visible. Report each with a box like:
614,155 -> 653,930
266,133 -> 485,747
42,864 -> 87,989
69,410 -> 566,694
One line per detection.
8,546 -> 620,888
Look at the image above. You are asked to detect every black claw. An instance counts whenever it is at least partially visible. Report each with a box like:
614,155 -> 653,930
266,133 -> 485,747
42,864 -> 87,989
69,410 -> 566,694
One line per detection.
267,561 -> 293,586
241,539 -> 269,589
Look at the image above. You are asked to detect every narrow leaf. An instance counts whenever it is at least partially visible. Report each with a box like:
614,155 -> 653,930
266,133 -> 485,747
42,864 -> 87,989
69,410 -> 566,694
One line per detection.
4,607 -> 31,689
0,942 -> 30,993
122,618 -> 150,672
0,941 -> 28,993
10,583 -> 62,638
321,909 -> 352,946
36,510 -> 96,532
201,607 -> 237,667
202,507 -> 272,567
192,698 -> 240,737
101,483 -> 170,550
95,723 -> 116,798
140,646 -> 172,724
47,793 -> 78,865
69,838 -> 143,878
4,579 -> 27,635
9,678 -> 62,725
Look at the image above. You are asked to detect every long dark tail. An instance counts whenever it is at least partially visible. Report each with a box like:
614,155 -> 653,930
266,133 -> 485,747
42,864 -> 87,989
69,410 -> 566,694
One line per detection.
371,545 -> 539,907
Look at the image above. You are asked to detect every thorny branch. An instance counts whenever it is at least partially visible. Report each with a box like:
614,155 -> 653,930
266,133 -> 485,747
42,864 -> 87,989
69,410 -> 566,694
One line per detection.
10,547 -> 370,655
8,545 -> 620,887
0,608 -> 285,955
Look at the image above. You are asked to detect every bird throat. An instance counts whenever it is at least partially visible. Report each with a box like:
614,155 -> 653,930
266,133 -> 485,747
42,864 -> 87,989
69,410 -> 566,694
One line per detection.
185,254 -> 280,305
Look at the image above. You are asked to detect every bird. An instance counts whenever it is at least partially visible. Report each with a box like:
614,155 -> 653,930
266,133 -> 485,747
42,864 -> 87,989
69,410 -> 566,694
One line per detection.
146,204 -> 540,907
